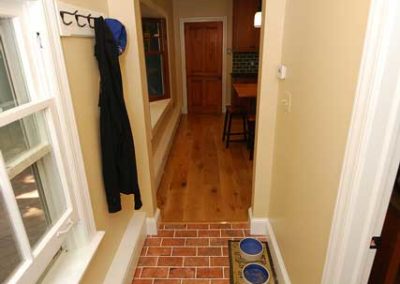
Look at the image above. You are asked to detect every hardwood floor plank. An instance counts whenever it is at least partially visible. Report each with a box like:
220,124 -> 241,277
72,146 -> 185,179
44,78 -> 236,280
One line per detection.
157,114 -> 253,222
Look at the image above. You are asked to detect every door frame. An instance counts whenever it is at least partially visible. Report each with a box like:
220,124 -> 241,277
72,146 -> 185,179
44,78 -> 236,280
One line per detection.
179,17 -> 227,114
322,0 -> 400,282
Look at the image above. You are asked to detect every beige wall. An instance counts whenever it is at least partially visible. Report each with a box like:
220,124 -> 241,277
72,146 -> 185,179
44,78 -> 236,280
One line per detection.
172,0 -> 233,111
253,0 -> 371,282
61,0 -> 157,282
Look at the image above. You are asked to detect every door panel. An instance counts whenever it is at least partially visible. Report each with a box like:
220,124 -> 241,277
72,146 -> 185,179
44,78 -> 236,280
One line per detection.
185,22 -> 223,114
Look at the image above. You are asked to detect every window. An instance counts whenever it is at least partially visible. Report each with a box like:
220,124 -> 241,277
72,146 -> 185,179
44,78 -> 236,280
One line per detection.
0,1 -> 97,283
142,18 -> 170,102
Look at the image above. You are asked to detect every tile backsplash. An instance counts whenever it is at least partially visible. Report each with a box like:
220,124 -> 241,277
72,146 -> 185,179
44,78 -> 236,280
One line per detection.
232,52 -> 259,74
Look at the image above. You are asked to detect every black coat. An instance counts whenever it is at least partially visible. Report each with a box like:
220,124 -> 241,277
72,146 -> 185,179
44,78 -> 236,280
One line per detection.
94,17 -> 142,213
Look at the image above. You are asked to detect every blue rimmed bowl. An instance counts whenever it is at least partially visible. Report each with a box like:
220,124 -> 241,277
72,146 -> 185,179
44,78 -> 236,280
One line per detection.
239,238 -> 263,261
242,263 -> 270,284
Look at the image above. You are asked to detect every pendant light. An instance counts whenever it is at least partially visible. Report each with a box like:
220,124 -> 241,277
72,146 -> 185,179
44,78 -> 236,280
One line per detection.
254,0 -> 262,28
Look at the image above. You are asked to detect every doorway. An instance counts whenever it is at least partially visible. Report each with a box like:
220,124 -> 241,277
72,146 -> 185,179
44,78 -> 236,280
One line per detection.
183,20 -> 225,114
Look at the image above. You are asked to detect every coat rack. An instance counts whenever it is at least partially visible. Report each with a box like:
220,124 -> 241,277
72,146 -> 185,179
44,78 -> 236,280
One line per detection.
56,2 -> 104,37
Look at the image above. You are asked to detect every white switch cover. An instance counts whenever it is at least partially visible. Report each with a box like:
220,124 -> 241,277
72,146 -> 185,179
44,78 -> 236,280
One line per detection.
281,91 -> 292,113
277,64 -> 287,80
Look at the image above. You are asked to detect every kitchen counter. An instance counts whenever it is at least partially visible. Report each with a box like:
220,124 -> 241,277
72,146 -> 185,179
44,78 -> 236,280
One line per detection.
233,83 -> 258,98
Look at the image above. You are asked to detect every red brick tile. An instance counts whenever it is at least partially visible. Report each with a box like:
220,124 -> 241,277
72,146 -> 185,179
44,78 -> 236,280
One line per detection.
187,224 -> 209,229
211,280 -> 229,284
134,267 -> 142,278
164,224 -> 187,229
184,257 -> 209,266
158,230 -> 175,237
186,238 -> 209,246
220,230 -> 244,238
145,238 -> 162,246
196,268 -> 223,278
162,238 -> 186,246
175,230 -> 198,237
132,280 -> 152,284
141,267 -> 168,278
172,247 -> 197,256
198,230 -> 220,237
147,247 -> 172,256
140,247 -> 148,256
210,224 -> 232,229
244,230 -> 251,236
210,257 -> 229,266
154,280 -> 181,284
231,223 -> 249,229
222,247 -> 229,256
197,247 -> 221,256
138,257 -> 158,266
223,267 -> 230,278
169,267 -> 195,278
182,280 -> 210,284
158,257 -> 183,266
209,238 -> 229,246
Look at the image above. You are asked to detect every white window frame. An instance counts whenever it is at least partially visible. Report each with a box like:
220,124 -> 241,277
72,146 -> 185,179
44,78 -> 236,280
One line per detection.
0,0 -> 103,283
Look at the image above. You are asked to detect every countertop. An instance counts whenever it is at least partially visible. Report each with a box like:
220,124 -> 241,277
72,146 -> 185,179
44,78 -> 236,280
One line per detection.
233,83 -> 258,98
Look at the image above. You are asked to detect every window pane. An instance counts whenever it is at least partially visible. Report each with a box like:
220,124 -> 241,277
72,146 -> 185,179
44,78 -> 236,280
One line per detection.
0,113 -> 43,163
143,21 -> 161,52
0,19 -> 30,112
1,112 -> 67,248
145,54 -> 164,97
0,194 -> 22,283
11,166 -> 50,247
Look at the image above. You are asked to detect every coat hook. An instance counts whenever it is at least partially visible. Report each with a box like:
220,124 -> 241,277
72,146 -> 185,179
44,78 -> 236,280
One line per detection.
75,14 -> 87,28
60,10 -> 77,26
87,14 -> 95,29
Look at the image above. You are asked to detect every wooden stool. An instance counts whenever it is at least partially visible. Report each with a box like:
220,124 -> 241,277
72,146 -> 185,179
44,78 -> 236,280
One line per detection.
222,105 -> 248,148
247,114 -> 256,160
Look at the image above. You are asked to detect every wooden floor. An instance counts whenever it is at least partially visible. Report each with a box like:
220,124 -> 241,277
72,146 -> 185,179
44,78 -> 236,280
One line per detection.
157,114 -> 253,222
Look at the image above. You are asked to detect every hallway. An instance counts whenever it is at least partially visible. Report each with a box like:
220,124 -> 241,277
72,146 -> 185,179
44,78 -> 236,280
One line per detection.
157,115 -> 253,222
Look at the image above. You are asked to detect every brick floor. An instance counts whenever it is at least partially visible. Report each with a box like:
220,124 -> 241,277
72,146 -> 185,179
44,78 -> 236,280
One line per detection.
132,223 -> 267,283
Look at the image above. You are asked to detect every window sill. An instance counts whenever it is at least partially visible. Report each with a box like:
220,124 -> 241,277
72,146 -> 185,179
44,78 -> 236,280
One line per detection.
150,99 -> 171,132
41,231 -> 105,284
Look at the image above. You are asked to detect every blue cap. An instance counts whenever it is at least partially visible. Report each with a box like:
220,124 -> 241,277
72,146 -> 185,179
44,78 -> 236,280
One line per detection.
105,18 -> 127,55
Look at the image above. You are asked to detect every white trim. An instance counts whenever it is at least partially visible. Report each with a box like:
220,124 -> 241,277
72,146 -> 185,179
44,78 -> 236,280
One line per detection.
266,220 -> 292,284
248,209 -> 292,284
104,213 -> 147,284
146,208 -> 161,236
41,232 -> 105,284
42,0 -> 98,241
179,17 -> 228,114
248,207 -> 268,235
322,0 -> 400,282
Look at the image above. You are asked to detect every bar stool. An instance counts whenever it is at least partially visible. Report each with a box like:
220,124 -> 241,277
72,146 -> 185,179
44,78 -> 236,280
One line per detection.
247,114 -> 256,160
222,105 -> 248,148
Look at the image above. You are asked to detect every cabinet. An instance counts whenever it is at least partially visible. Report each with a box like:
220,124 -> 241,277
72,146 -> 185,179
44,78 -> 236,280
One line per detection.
233,0 -> 260,52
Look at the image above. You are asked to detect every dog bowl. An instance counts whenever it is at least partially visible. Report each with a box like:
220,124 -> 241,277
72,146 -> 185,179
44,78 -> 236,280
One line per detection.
239,238 -> 263,261
242,263 -> 270,284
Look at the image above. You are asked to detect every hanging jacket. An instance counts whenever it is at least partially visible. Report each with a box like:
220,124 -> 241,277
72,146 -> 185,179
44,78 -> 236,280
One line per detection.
94,17 -> 142,213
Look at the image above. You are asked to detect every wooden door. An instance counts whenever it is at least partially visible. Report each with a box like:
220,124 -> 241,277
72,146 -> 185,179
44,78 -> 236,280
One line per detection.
233,0 -> 260,52
185,22 -> 223,114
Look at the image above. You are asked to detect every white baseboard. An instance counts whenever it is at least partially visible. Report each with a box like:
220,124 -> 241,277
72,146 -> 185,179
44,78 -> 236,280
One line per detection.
248,208 -> 291,284
249,208 -> 268,235
104,212 -> 147,284
146,208 -> 161,236
266,220 -> 292,284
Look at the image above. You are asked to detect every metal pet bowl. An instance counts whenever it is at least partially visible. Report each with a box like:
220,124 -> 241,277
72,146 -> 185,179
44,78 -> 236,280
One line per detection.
239,238 -> 263,261
242,263 -> 270,284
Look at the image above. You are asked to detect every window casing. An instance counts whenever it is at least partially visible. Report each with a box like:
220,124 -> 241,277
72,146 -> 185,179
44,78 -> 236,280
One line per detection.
142,18 -> 171,102
0,1 -> 98,283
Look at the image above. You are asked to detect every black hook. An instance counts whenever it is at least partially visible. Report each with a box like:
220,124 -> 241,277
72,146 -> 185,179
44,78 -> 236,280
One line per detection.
75,14 -> 87,27
87,14 -> 95,29
60,10 -> 77,26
